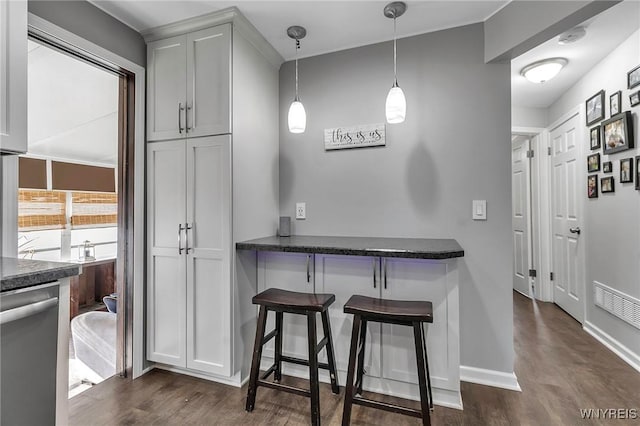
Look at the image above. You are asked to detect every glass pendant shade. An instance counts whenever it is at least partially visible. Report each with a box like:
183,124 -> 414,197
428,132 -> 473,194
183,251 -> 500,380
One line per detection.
288,99 -> 306,133
385,84 -> 406,124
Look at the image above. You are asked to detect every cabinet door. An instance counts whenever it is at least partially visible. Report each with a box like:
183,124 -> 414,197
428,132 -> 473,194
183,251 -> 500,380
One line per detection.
147,35 -> 187,141
0,0 -> 27,153
257,252 -> 315,361
185,136 -> 232,376
186,24 -> 231,138
381,258 -> 459,392
315,255 -> 381,379
147,141 -> 187,366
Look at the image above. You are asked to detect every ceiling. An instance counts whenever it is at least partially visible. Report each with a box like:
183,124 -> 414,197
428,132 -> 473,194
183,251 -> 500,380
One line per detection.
90,0 -> 507,60
27,40 -> 119,166
511,1 -> 640,109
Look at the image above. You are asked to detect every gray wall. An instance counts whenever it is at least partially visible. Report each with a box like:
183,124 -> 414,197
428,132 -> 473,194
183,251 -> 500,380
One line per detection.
279,23 -> 514,373
28,1 -> 146,67
512,106 -> 548,129
548,30 -> 640,359
485,1 -> 619,63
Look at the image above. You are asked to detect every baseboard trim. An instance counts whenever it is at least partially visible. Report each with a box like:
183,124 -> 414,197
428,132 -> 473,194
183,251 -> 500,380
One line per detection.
583,321 -> 640,373
154,364 -> 243,387
459,366 -> 522,392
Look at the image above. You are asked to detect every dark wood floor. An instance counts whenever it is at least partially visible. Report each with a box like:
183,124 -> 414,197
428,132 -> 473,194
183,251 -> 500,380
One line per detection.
70,292 -> 640,425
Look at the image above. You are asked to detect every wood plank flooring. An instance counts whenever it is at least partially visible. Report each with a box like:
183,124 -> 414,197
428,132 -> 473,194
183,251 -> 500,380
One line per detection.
70,292 -> 640,425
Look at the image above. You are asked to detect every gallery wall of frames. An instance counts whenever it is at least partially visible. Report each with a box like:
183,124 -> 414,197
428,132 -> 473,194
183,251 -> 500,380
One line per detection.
586,64 -> 640,199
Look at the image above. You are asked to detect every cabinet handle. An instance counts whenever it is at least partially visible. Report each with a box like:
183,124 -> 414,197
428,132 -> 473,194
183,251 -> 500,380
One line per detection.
372,259 -> 377,289
178,103 -> 185,134
306,254 -> 311,283
178,223 -> 185,254
383,258 -> 387,289
186,104 -> 192,132
185,223 -> 193,254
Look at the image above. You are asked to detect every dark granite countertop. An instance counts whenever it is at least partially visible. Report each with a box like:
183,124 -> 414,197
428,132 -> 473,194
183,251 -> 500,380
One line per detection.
1,257 -> 81,292
236,235 -> 464,259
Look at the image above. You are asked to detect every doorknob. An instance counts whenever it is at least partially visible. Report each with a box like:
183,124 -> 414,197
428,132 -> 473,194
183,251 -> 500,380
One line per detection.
569,227 -> 581,235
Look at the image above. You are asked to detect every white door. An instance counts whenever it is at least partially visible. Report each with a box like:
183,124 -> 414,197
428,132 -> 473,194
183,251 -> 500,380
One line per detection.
185,136 -> 232,376
0,0 -> 27,153
186,24 -> 231,138
550,112 -> 585,323
512,136 -> 532,298
381,258 -> 458,393
147,141 -> 187,366
315,255 -> 381,379
147,35 -> 187,141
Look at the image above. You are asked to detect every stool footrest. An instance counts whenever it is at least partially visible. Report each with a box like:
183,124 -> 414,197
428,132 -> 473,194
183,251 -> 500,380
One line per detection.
316,336 -> 328,353
262,329 -> 277,345
352,395 -> 422,419
261,364 -> 277,380
257,379 -> 311,398
281,355 -> 330,371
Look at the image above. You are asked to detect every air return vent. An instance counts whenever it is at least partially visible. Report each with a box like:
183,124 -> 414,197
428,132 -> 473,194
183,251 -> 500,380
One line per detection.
593,281 -> 640,330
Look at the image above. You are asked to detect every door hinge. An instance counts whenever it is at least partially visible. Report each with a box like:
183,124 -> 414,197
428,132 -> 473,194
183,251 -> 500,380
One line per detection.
528,269 -> 537,278
526,150 -> 534,158
547,147 -> 552,155
550,272 -> 554,281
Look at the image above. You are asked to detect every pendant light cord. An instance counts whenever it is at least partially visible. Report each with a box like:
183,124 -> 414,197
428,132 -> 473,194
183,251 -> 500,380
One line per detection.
393,16 -> 397,87
295,39 -> 300,102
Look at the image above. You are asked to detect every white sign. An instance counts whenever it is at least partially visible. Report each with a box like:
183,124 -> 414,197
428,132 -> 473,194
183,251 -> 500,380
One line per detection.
324,123 -> 386,150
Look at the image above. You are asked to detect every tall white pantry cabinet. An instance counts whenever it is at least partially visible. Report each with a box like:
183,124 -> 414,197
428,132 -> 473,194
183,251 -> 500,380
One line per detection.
144,9 -> 281,384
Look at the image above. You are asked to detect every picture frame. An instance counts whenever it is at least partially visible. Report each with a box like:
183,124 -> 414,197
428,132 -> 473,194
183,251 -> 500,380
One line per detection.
587,153 -> 600,172
586,90 -> 605,126
610,91 -> 621,116
630,91 -> 640,107
620,158 -> 633,183
602,111 -> 634,155
589,126 -> 601,150
628,64 -> 640,89
603,161 -> 612,173
588,175 -> 598,199
636,156 -> 640,190
601,176 -> 614,193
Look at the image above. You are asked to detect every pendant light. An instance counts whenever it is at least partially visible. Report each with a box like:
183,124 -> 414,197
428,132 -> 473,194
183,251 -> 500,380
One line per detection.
384,2 -> 407,124
287,26 -> 307,133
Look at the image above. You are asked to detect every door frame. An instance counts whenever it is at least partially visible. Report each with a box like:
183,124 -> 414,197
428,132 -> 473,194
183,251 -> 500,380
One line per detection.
546,105 -> 587,321
27,14 -> 147,378
512,126 -> 551,301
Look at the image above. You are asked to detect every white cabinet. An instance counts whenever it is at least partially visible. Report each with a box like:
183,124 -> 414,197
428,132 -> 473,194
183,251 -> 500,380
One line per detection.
0,0 -> 27,154
147,136 -> 232,376
147,24 -> 231,141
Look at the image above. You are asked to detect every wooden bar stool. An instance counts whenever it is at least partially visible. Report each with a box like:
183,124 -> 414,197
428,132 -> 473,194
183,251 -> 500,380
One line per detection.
341,295 -> 434,426
246,288 -> 340,426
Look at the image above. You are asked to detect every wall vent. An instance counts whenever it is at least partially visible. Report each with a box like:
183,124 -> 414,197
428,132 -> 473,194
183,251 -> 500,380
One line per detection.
593,281 -> 640,331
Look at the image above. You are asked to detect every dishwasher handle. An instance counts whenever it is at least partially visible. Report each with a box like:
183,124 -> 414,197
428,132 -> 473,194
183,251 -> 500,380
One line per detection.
0,297 -> 58,325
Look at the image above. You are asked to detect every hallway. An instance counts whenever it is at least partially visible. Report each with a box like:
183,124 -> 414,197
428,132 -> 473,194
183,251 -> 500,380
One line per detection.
69,292 -> 640,425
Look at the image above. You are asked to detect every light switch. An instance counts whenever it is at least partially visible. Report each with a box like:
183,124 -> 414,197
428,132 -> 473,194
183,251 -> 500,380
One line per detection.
472,200 -> 487,220
296,202 -> 306,219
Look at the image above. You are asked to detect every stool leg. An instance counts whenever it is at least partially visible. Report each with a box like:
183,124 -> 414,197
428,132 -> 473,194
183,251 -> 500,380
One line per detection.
355,319 -> 367,395
421,323 -> 433,410
413,322 -> 431,426
341,315 -> 362,426
274,311 -> 284,382
307,312 -> 321,426
246,306 -> 268,412
321,311 -> 340,394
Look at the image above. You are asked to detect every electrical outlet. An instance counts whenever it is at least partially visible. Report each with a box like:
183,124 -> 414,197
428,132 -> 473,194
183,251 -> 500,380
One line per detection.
296,202 -> 306,219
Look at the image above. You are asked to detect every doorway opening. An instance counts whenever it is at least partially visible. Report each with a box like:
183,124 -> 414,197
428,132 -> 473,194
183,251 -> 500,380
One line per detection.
20,34 -> 136,397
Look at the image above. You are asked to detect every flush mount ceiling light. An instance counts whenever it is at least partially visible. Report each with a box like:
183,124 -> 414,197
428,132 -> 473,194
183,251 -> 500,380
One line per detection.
384,1 -> 407,124
520,58 -> 568,84
287,25 -> 307,134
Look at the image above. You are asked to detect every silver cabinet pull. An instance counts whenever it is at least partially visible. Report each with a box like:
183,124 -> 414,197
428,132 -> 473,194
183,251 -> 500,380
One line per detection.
185,223 -> 193,254
383,258 -> 388,289
0,297 -> 58,325
178,223 -> 185,254
186,104 -> 192,132
178,103 -> 185,134
372,258 -> 377,288
306,254 -> 311,283
569,227 -> 581,235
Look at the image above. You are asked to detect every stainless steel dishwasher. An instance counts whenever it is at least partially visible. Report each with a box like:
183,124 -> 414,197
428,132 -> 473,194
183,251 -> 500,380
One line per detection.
1,281 -> 60,426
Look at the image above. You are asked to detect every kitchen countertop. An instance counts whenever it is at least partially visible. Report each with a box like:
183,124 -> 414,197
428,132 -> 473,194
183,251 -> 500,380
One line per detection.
1,257 -> 81,292
236,235 -> 464,259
